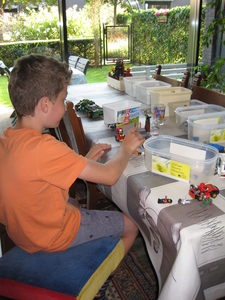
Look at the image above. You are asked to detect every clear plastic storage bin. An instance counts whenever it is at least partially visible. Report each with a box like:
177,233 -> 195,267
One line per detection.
135,81 -> 171,105
175,104 -> 225,133
143,135 -> 219,185
168,99 -> 205,117
188,111 -> 225,144
102,100 -> 141,125
123,76 -> 155,98
149,87 -> 192,116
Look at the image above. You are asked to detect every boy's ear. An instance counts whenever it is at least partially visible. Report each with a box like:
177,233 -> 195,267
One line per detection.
40,97 -> 50,113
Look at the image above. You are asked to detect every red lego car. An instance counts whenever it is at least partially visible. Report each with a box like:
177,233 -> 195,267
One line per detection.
189,183 -> 219,201
203,183 -> 219,198
189,184 -> 203,201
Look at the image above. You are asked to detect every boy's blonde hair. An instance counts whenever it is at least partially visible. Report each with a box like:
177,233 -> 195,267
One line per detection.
8,54 -> 72,118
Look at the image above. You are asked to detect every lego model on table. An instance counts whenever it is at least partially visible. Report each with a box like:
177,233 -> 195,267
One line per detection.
75,99 -> 103,118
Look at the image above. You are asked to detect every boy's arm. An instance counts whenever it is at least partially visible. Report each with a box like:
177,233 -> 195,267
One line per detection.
78,127 -> 144,186
85,143 -> 111,161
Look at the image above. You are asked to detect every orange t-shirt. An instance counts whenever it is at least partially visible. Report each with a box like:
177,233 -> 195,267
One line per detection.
0,127 -> 87,253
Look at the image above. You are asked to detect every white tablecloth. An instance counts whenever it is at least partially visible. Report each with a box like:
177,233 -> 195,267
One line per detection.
66,83 -> 225,300
70,67 -> 87,85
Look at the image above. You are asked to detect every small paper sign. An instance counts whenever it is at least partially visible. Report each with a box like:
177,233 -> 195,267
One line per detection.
170,142 -> 206,160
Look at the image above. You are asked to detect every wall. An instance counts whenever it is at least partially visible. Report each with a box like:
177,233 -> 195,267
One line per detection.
170,0 -> 189,8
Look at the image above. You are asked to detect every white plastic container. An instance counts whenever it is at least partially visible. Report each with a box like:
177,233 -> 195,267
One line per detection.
175,104 -> 225,133
168,99 -> 205,117
150,87 -> 192,116
143,135 -> 219,185
135,81 -> 171,105
102,100 -> 141,125
188,111 -> 225,144
123,76 -> 155,98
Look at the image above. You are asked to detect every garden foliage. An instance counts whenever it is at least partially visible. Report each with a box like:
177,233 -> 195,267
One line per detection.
132,6 -> 205,65
0,5 -> 205,68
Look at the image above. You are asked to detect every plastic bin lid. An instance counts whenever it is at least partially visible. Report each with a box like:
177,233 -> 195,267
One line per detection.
187,110 -> 225,125
175,104 -> 225,114
143,135 -> 219,163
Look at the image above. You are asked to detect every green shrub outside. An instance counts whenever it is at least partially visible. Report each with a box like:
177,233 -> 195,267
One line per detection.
0,39 -> 95,71
0,5 -> 95,69
132,5 -> 205,65
116,13 -> 130,25
0,5 -> 205,69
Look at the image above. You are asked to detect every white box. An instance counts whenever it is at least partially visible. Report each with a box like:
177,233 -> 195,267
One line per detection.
188,111 -> 225,144
123,76 -> 155,98
150,87 -> 192,117
143,135 -> 219,185
175,104 -> 225,133
107,76 -> 125,91
135,81 -> 171,105
102,100 -> 141,125
168,99 -> 205,117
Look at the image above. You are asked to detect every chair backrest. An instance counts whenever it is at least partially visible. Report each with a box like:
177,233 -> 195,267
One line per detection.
190,73 -> 202,90
75,58 -> 90,75
68,55 -> 79,68
191,85 -> 225,107
61,101 -> 87,156
154,64 -> 161,75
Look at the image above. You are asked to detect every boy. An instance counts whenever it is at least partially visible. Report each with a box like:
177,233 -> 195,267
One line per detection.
0,54 -> 144,258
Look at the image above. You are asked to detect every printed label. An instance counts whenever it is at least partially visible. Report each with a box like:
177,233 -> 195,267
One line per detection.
152,155 -> 190,181
210,129 -> 225,142
117,107 -> 140,125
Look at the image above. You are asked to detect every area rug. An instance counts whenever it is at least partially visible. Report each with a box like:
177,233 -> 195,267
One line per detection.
106,237 -> 158,300
74,180 -> 158,300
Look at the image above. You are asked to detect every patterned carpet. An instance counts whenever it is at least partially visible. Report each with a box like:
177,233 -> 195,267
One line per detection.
74,179 -> 158,300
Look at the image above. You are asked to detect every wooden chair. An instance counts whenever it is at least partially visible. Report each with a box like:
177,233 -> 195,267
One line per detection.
190,73 -> 202,90
0,223 -> 15,255
191,85 -> 225,107
51,101 -> 106,209
75,58 -> 90,75
152,71 -> 190,88
153,64 -> 162,75
68,55 -> 79,68
0,221 -> 123,299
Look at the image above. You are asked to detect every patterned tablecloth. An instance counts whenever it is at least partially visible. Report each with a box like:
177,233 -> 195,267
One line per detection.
67,83 -> 225,300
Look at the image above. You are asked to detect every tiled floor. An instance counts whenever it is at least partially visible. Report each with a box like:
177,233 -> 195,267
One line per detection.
0,105 -> 14,135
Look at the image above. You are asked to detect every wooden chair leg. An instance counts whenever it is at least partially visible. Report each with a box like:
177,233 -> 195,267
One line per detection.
85,182 -> 106,210
0,224 -> 16,256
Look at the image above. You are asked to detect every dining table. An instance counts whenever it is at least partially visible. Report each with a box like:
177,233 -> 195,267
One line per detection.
67,82 -> 225,300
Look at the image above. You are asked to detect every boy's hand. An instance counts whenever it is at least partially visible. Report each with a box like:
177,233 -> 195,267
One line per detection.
85,143 -> 111,161
121,127 -> 145,155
